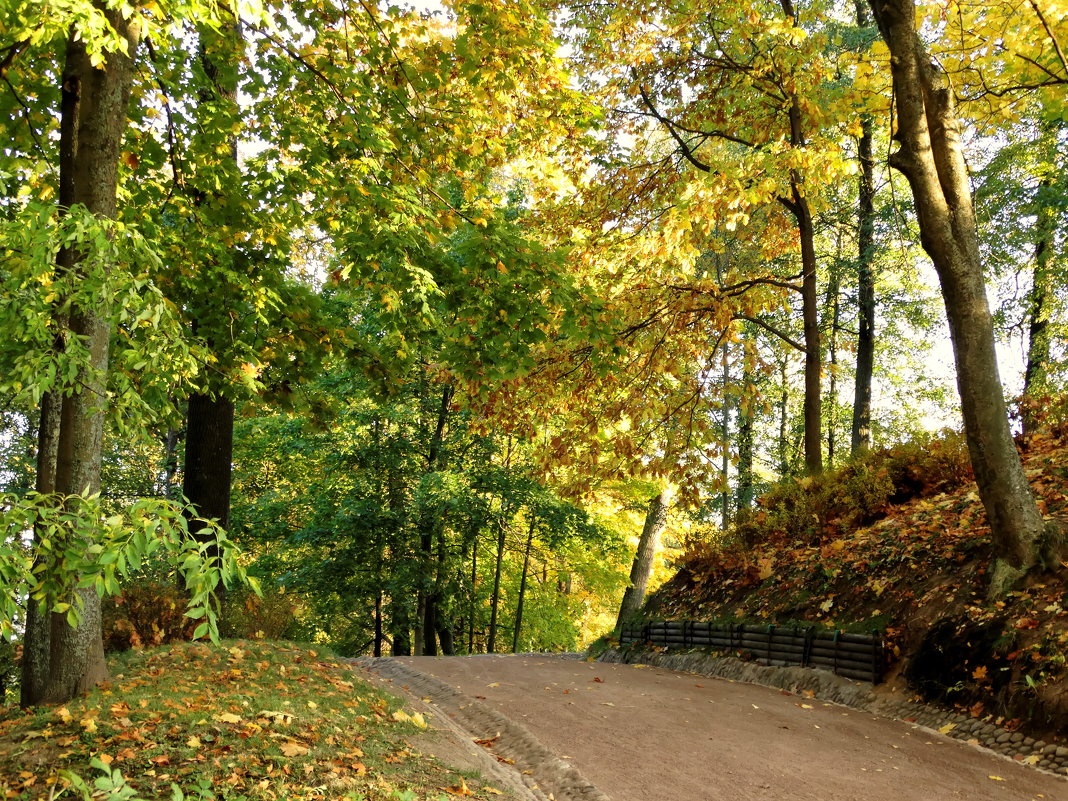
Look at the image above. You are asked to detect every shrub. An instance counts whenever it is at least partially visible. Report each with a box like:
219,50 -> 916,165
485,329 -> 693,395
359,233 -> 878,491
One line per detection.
734,430 -> 973,548
220,585 -> 298,640
102,581 -> 195,651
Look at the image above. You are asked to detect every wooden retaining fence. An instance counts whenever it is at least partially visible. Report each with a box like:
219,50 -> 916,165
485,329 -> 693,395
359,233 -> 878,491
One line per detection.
618,621 -> 884,683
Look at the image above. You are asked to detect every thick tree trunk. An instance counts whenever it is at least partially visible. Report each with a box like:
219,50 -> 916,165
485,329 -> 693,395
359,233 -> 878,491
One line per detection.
851,0 -> 877,454
181,25 -> 242,601
21,392 -> 62,706
615,489 -> 671,630
868,0 -> 1050,594
27,11 -> 141,705
181,394 -> 234,541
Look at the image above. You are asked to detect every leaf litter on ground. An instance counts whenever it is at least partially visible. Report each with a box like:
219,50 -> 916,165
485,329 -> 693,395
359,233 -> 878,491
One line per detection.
0,640 -> 510,801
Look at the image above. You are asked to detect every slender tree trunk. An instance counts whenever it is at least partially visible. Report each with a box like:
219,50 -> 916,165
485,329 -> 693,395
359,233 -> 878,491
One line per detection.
795,193 -> 823,475
28,9 -> 141,706
778,357 -> 791,477
487,519 -> 506,654
852,1 -> 877,454
512,516 -> 536,653
1022,134 -> 1057,435
825,260 -> 841,466
736,331 -> 755,510
615,489 -> 671,631
721,345 -> 731,529
868,0 -> 1051,594
468,530 -> 478,653
373,589 -> 383,657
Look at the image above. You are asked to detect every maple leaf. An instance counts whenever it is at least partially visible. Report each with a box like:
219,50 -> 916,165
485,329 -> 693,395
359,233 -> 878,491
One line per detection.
971,666 -> 989,681
444,777 -> 475,796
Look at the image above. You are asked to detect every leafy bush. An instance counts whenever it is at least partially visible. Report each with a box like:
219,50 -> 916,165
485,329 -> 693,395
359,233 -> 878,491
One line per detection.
733,430 -> 973,548
220,586 -> 299,641
103,581 -> 196,651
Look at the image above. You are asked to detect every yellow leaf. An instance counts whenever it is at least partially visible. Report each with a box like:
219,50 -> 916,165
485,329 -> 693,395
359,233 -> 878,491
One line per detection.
307,701 -> 318,710
938,723 -> 956,735
280,741 -> 309,757
410,712 -> 427,729
217,713 -> 242,724
55,707 -> 72,723
988,776 -> 1004,781
391,710 -> 411,723
444,777 -> 475,796
187,736 -> 201,748
79,718 -> 97,733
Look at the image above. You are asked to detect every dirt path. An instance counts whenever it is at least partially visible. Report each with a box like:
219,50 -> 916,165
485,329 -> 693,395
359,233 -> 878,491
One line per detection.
359,654 -> 1067,801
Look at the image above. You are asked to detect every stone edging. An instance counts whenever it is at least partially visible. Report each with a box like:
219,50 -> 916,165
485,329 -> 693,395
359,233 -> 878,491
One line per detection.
598,647 -> 1068,779
352,657 -> 611,801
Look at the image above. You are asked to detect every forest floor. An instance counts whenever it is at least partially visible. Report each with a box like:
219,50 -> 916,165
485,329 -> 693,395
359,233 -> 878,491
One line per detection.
359,653 -> 1068,801
645,427 -> 1068,741
0,640 -> 520,801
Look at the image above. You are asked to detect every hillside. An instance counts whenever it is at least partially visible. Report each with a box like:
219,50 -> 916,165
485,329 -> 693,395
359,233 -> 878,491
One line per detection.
644,428 -> 1068,740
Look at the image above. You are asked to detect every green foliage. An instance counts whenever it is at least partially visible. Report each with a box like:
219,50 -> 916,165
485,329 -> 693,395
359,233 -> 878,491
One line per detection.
734,431 -> 973,548
0,492 -> 258,644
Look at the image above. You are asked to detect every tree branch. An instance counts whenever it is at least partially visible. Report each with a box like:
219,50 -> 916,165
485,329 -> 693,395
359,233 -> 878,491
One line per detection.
733,314 -> 805,352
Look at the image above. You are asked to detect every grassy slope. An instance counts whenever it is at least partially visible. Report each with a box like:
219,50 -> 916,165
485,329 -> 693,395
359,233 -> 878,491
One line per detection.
647,429 -> 1068,740
0,640 -> 508,801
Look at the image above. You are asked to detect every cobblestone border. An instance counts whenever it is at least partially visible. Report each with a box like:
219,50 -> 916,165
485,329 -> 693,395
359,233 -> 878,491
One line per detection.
598,647 -> 1068,779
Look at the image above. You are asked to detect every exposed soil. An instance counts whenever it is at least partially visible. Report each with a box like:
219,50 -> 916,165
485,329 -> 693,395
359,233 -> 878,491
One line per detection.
354,654 -> 1068,801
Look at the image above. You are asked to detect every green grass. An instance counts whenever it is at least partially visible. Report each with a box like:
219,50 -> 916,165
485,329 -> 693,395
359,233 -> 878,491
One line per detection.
0,640 -> 506,801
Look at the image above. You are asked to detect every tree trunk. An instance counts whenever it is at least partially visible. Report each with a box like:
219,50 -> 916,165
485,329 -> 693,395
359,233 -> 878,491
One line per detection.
777,357 -> 791,477
852,0 -> 877,454
21,392 -> 62,706
180,24 -> 242,601
512,516 -> 536,653
487,519 -> 507,654
181,393 -> 234,548
868,0 -> 1049,594
1022,129 -> 1057,435
825,259 -> 841,466
615,489 -> 671,630
28,9 -> 141,705
795,191 -> 823,475
720,344 -> 731,529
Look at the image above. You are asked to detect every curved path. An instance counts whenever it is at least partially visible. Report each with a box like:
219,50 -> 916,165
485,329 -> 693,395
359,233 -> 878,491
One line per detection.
360,654 -> 1066,801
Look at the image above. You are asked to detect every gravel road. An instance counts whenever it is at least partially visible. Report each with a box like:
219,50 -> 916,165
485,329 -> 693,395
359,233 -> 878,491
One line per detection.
359,654 -> 1067,801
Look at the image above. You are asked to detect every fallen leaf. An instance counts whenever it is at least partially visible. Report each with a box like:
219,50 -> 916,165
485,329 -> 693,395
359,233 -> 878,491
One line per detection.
988,776 -> 1004,781
187,736 -> 201,748
410,712 -> 427,729
487,682 -> 501,688
444,777 -> 475,796
216,713 -> 242,725
79,718 -> 97,733
280,741 -> 309,757
938,723 -> 956,735
971,666 -> 988,681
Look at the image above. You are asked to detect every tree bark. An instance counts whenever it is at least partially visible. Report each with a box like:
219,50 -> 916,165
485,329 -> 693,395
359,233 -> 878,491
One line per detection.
29,9 -> 141,705
20,392 -> 62,706
868,0 -> 1048,593
181,24 -> 242,600
615,489 -> 671,630
1022,128 -> 1057,435
825,259 -> 841,466
512,516 -> 536,653
487,518 -> 507,654
851,0 -> 877,454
